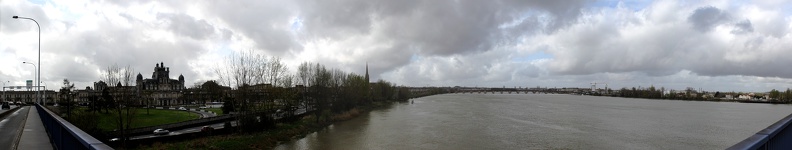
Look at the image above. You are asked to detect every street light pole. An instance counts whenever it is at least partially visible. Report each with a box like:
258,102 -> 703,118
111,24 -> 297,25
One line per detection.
13,16 -> 41,106
41,82 -> 47,105
2,81 -> 8,102
23,62 -> 38,104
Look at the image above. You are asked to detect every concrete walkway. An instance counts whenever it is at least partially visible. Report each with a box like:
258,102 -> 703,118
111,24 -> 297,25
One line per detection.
16,106 -> 53,150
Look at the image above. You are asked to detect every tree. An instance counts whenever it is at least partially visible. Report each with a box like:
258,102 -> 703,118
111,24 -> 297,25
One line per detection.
266,56 -> 288,87
297,62 -> 314,111
59,79 -> 75,118
769,89 -> 780,101
101,64 -> 137,147
311,64 -> 332,123
214,49 -> 267,88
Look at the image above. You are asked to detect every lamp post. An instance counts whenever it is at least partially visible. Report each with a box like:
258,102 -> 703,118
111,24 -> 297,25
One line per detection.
23,62 -> 38,104
41,82 -> 47,105
2,81 -> 8,102
13,16 -> 41,106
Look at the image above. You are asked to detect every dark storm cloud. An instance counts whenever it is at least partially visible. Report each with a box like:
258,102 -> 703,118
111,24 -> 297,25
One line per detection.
687,6 -> 731,32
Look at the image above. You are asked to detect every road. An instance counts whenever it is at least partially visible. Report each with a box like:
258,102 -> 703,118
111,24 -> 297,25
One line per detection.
188,109 -> 216,118
130,121 -> 237,140
0,105 -> 19,114
130,108 -> 309,140
0,106 -> 29,150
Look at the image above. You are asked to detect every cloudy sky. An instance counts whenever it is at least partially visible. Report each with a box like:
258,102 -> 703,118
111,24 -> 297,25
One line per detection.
1,0 -> 791,92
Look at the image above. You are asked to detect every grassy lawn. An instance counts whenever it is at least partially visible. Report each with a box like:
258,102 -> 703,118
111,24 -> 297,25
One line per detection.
142,117 -> 316,150
206,108 -> 223,115
96,108 -> 200,132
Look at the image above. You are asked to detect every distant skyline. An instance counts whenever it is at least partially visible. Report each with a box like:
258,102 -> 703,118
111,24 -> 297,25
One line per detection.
1,0 -> 791,92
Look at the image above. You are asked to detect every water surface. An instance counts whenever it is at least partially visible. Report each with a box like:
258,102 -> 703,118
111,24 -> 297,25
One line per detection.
276,94 -> 792,149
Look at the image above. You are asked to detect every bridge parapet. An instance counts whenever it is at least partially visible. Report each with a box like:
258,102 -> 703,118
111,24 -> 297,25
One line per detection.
36,104 -> 113,150
729,113 -> 792,150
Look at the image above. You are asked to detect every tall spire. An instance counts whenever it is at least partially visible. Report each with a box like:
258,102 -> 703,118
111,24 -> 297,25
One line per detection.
365,62 -> 370,83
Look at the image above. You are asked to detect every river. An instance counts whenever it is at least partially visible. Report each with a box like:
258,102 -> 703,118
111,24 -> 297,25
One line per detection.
275,94 -> 792,149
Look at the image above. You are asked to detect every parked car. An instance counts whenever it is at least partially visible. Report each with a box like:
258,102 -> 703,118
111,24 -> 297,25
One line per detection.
153,129 -> 170,135
178,107 -> 187,111
1,102 -> 10,109
199,106 -> 208,109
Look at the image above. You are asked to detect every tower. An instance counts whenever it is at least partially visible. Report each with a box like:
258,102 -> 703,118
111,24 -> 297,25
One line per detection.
365,63 -> 369,83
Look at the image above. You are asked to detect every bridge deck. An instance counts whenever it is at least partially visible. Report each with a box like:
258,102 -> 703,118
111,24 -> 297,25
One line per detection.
17,106 -> 54,150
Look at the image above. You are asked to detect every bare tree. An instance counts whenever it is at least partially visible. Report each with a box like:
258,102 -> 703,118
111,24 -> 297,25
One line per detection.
102,64 -> 121,86
279,74 -> 294,88
102,64 -> 137,147
215,50 -> 268,88
296,62 -> 314,110
266,56 -> 287,87
297,62 -> 315,86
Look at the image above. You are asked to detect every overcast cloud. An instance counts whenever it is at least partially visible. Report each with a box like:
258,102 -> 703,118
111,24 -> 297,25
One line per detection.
1,0 -> 792,92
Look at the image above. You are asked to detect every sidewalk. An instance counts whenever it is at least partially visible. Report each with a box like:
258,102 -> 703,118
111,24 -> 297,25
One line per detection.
16,106 -> 53,150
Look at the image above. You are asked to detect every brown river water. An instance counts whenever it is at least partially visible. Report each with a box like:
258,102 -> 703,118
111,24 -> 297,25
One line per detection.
275,94 -> 792,149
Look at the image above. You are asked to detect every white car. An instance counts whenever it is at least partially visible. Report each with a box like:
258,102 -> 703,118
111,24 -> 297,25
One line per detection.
153,129 -> 170,135
178,107 -> 187,111
199,106 -> 208,109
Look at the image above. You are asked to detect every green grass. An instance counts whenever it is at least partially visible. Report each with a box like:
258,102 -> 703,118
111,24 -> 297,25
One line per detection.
141,118 -> 316,150
95,108 -> 200,132
206,108 -> 223,115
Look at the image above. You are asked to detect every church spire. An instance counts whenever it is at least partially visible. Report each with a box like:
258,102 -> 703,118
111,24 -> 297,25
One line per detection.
365,63 -> 370,83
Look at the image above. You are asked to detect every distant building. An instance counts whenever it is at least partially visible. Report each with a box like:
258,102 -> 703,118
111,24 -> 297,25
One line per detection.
75,62 -> 187,106
2,90 -> 56,104
137,62 -> 186,106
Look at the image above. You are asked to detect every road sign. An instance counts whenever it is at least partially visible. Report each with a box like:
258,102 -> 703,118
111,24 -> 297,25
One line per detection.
26,80 -> 33,89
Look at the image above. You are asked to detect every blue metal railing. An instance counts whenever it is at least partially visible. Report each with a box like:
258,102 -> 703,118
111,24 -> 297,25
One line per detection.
36,104 -> 113,150
729,113 -> 792,150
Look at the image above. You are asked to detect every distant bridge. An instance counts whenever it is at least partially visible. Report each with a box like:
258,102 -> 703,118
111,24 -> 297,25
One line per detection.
450,87 -> 579,94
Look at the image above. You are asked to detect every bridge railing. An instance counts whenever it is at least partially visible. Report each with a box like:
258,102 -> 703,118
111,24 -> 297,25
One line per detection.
728,112 -> 792,150
36,104 -> 113,150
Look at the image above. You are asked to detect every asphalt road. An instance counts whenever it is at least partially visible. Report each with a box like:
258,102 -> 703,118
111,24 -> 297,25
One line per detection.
189,109 -> 216,118
130,121 -> 236,140
0,105 -> 19,114
0,106 -> 29,150
129,108 -> 309,140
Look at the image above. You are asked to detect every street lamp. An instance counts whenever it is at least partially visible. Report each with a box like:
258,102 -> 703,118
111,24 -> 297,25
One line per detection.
2,81 -> 8,102
41,82 -> 47,105
13,16 -> 41,106
23,62 -> 38,104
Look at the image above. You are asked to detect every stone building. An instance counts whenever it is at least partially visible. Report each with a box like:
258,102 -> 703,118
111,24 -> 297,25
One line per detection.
1,89 -> 56,104
137,62 -> 186,106
74,62 -> 187,106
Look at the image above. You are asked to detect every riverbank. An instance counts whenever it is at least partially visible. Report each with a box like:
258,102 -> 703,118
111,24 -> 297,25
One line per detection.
138,101 -> 396,150
595,95 -> 792,104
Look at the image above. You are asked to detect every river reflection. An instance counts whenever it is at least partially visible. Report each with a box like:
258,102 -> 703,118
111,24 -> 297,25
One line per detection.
275,94 -> 792,149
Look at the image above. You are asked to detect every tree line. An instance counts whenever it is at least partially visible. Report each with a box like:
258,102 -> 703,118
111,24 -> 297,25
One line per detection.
768,89 -> 792,102
212,50 -> 412,132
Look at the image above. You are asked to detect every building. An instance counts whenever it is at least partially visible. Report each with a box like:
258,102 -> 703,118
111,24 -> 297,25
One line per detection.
2,90 -> 56,104
137,62 -> 186,106
75,62 -> 187,106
